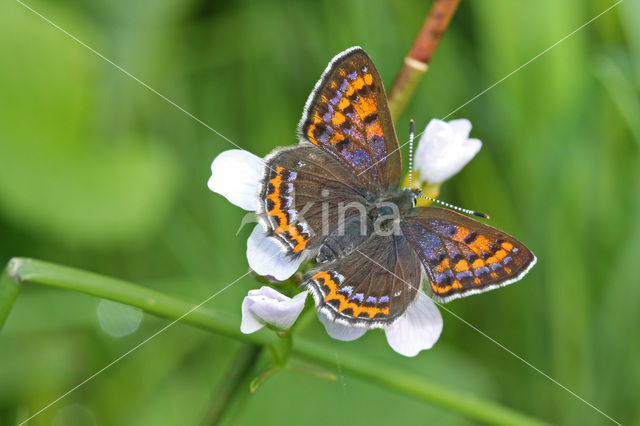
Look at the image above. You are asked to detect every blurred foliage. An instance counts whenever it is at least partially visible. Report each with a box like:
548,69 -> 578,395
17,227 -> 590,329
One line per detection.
0,0 -> 638,425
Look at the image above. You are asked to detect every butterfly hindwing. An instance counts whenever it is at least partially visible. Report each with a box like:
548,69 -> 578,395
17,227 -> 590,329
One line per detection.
298,47 -> 402,192
305,234 -> 422,327
258,144 -> 368,257
401,207 -> 536,302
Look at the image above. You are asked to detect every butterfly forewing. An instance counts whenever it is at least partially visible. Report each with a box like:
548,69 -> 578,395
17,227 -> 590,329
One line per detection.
258,145 -> 368,257
298,47 -> 402,192
401,207 -> 536,302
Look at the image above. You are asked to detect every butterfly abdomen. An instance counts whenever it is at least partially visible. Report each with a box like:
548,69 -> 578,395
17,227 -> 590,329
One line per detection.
317,215 -> 371,263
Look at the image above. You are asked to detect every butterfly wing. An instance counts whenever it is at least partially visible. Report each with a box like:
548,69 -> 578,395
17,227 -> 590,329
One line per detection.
401,207 -> 536,302
305,234 -> 422,328
258,144 -> 369,257
298,47 -> 402,192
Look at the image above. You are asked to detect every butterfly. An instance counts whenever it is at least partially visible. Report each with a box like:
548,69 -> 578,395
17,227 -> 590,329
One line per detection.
256,46 -> 536,328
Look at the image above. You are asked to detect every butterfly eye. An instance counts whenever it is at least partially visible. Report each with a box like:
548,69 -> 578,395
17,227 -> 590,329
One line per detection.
409,188 -> 421,207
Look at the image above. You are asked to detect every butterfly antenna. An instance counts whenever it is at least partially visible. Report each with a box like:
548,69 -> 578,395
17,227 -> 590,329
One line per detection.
407,119 -> 487,219
407,119 -> 415,190
418,196 -> 490,219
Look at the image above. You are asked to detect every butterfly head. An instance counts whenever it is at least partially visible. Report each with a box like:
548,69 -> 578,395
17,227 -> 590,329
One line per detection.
374,187 -> 416,212
409,188 -> 421,207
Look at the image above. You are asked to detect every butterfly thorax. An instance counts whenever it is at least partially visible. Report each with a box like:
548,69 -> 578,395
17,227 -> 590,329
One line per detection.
368,187 -> 415,222
315,188 -> 414,264
341,187 -> 413,238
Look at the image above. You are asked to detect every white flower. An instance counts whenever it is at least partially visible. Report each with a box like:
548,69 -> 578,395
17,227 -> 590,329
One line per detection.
240,286 -> 308,333
319,292 -> 443,357
414,119 -> 482,185
208,149 -> 262,211
208,149 -> 304,281
211,150 -> 443,356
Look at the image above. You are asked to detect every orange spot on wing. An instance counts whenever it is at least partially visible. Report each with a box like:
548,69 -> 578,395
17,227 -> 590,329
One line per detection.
365,120 -> 383,140
329,133 -> 345,144
453,227 -> 470,242
468,235 -> 491,255
363,73 -> 373,85
353,96 -> 377,119
354,76 -> 365,90
313,271 -> 389,319
472,258 -> 485,269
501,242 -> 514,251
266,167 -> 308,252
486,249 -> 508,265
454,260 -> 469,273
338,97 -> 350,110
345,85 -> 355,97
306,118 -> 322,145
435,257 -> 450,273
332,111 -> 346,126
306,126 -> 318,145
431,278 -> 463,294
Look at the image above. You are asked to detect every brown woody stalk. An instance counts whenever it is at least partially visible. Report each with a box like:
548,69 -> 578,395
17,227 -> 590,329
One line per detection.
388,0 -> 460,120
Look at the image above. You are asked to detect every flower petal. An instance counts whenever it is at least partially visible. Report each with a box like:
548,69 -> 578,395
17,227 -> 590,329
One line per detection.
240,286 -> 308,334
251,290 -> 307,330
246,225 -> 305,281
384,293 -> 443,357
319,314 -> 367,341
448,118 -> 472,139
414,118 -> 482,184
240,295 -> 266,334
247,285 -> 291,301
208,149 -> 263,211
240,287 -> 308,333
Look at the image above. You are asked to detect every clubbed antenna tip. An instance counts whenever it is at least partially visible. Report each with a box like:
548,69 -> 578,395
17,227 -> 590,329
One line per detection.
418,195 -> 490,220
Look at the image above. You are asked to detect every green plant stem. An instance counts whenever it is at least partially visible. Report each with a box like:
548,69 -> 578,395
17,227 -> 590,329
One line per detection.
200,343 -> 262,426
0,258 -> 272,344
0,259 -> 22,327
292,341 -> 548,426
0,258 -> 549,425
388,0 -> 461,119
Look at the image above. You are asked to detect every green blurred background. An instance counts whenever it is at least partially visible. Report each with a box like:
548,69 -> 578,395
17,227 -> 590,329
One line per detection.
1,0 -> 638,424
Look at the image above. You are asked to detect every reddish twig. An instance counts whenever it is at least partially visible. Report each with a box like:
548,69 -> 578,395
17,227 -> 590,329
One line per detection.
388,0 -> 461,119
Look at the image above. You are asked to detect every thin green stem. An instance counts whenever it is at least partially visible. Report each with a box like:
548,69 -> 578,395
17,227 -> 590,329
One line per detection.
0,258 -> 272,344
199,343 -> 262,426
249,365 -> 279,393
0,259 -> 22,328
285,360 -> 337,382
0,257 -> 549,425
293,340 -> 549,426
